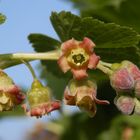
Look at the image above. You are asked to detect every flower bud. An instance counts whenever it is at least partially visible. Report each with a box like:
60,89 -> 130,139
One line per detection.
24,79 -> 61,118
120,61 -> 140,80
110,68 -> 134,93
114,96 -> 135,115
64,79 -> 109,117
0,70 -> 25,111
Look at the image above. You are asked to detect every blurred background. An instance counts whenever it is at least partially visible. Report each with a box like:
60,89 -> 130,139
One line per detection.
0,0 -> 140,140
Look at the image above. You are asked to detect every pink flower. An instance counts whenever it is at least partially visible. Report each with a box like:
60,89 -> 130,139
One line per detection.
64,79 -> 109,117
22,79 -> 61,118
58,37 -> 100,80
0,70 -> 25,111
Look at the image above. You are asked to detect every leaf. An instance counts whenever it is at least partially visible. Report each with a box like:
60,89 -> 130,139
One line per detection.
50,11 -> 81,42
0,13 -> 6,25
70,0 -> 140,33
50,11 -> 140,65
28,33 -> 61,52
50,11 -> 140,48
95,46 -> 140,66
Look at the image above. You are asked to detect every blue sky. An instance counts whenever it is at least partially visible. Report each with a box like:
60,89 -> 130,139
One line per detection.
0,0 -> 79,88
0,1 -> 79,140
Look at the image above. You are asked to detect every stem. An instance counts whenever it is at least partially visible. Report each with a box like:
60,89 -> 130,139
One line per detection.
0,50 -> 60,60
21,60 -> 37,80
99,60 -> 112,68
97,62 -> 113,75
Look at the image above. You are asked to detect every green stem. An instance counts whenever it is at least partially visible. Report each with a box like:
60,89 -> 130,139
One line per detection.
0,50 -> 60,60
99,60 -> 112,68
21,60 -> 37,80
97,62 -> 113,75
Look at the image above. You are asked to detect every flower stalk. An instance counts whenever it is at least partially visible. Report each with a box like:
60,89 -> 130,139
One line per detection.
21,60 -> 37,80
97,61 -> 113,75
0,50 -> 60,61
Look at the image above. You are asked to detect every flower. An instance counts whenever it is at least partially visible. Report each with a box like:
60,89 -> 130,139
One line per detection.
23,79 -> 61,118
58,37 -> 100,80
0,70 -> 25,111
64,79 -> 109,117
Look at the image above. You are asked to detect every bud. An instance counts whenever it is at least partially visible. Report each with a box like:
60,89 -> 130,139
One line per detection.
0,70 -> 25,111
114,96 -> 135,115
23,79 -> 60,118
120,61 -> 140,80
110,68 -> 134,93
64,79 -> 109,117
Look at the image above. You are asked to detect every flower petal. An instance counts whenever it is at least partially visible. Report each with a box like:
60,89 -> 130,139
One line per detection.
58,55 -> 70,73
64,87 -> 76,105
71,69 -> 88,80
88,53 -> 100,69
77,96 -> 97,117
46,101 -> 61,113
80,37 -> 95,53
61,38 -> 78,53
92,93 -> 110,105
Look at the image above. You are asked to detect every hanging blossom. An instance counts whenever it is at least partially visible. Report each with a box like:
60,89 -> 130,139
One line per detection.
22,79 -> 61,118
58,37 -> 100,80
0,70 -> 25,111
110,60 -> 140,115
64,79 -> 109,117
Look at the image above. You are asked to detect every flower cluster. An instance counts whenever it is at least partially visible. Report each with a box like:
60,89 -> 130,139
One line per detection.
0,70 -> 25,111
110,60 -> 140,115
1,37 -> 140,118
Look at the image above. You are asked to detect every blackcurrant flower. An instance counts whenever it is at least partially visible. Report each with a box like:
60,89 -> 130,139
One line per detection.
58,37 -> 100,80
64,79 -> 109,117
23,79 -> 61,118
0,70 -> 25,111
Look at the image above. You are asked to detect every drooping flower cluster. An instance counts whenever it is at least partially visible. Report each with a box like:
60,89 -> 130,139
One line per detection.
23,79 -> 61,118
0,70 -> 25,111
110,60 -> 140,115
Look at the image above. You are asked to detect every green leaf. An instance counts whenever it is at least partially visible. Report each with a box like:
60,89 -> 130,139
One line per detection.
95,46 -> 140,66
28,33 -> 61,52
50,11 -> 81,42
50,11 -> 140,48
0,13 -> 6,25
70,0 -> 140,33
